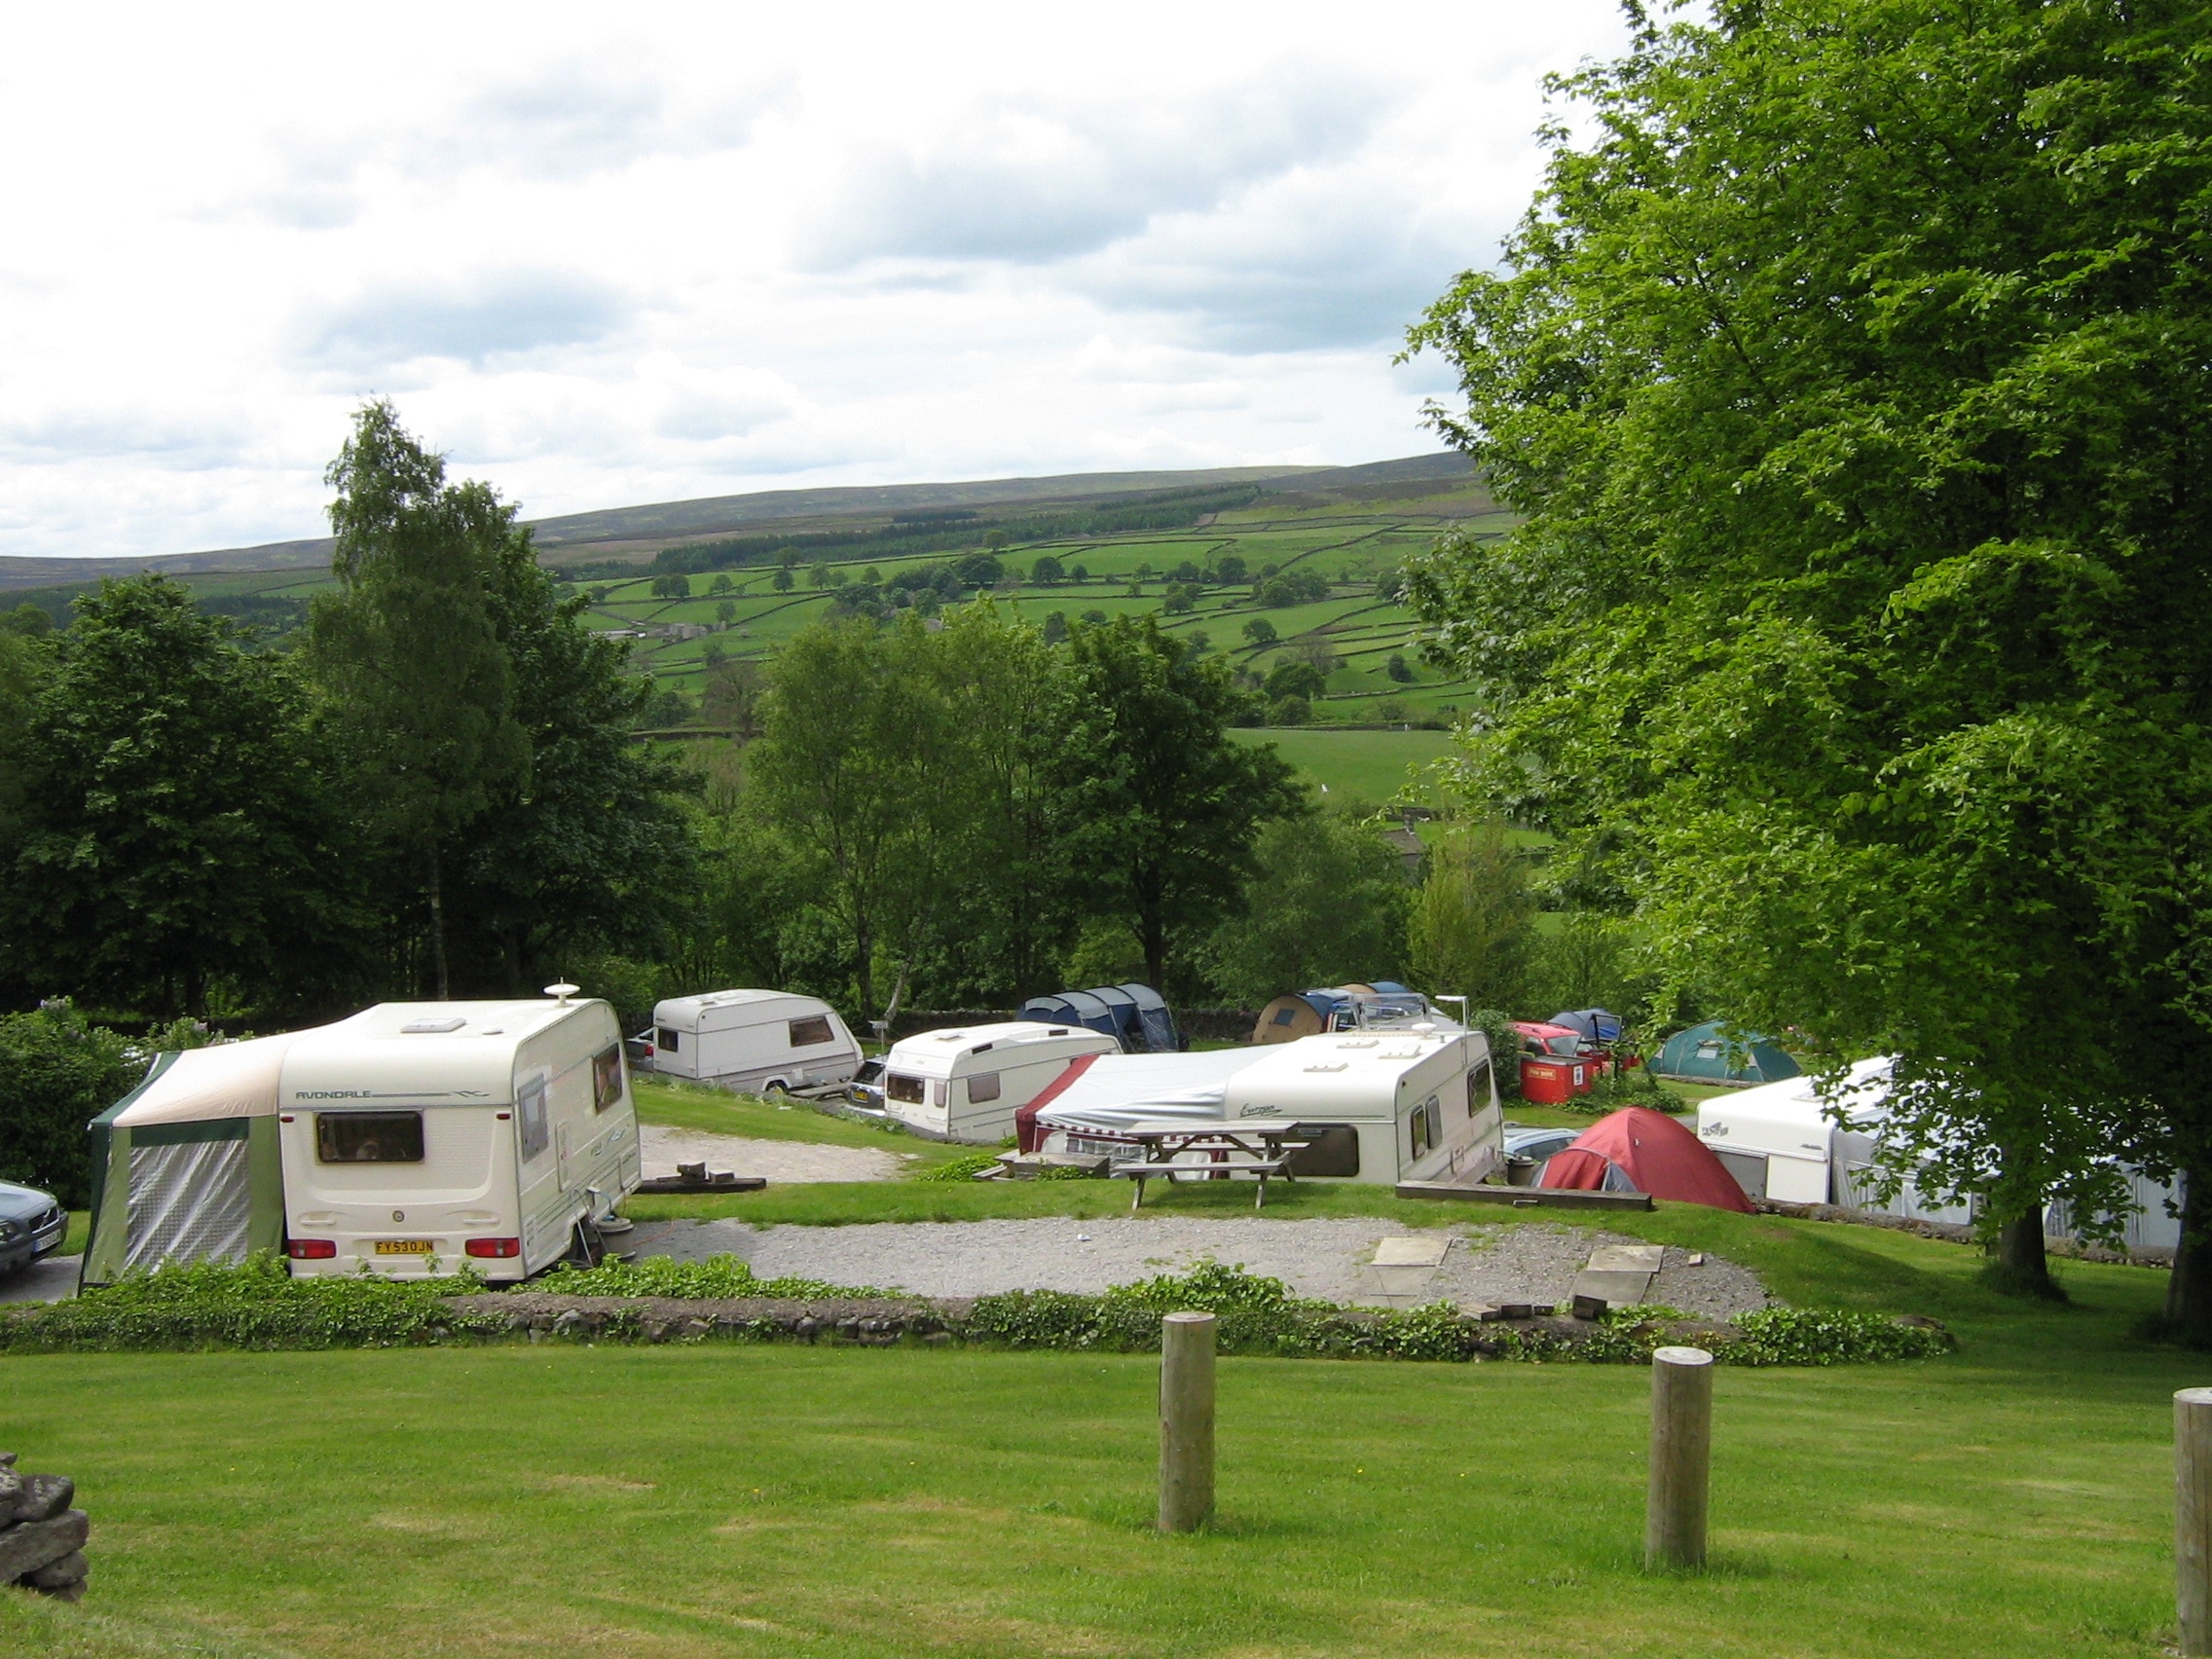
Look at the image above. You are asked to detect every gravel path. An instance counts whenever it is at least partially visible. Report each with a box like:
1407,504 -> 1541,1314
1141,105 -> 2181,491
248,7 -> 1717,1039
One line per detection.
639,1126 -> 906,1185
618,1215 -> 1772,1317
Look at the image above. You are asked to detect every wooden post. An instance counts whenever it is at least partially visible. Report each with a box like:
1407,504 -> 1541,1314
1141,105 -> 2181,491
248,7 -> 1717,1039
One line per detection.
1159,1311 -> 1216,1533
2177,1387 -> 2212,1654
1645,1345 -> 1714,1569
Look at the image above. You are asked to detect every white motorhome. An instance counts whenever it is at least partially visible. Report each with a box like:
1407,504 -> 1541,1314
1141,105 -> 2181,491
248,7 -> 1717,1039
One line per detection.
1038,1026 -> 1503,1187
881,1021 -> 1122,1142
278,997 -> 640,1282
647,990 -> 862,1094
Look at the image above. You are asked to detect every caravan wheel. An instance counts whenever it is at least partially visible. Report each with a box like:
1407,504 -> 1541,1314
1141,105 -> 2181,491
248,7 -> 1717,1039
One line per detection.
762,1080 -> 792,1101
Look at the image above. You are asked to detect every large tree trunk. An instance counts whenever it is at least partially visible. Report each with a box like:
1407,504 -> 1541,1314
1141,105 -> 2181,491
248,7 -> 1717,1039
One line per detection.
427,844 -> 451,1001
2167,1162 -> 2212,1347
1988,1203 -> 2062,1300
1140,904 -> 1166,992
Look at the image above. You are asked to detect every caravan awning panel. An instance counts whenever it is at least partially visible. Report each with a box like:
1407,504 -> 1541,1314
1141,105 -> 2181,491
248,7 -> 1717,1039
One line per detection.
112,1034 -> 298,1127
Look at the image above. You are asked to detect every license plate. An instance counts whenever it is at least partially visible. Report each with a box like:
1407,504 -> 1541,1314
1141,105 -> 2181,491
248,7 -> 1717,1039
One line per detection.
374,1240 -> 436,1256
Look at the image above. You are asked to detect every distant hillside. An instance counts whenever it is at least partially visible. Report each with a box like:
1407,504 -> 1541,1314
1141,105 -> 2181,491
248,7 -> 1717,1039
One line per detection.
0,453 -> 1474,591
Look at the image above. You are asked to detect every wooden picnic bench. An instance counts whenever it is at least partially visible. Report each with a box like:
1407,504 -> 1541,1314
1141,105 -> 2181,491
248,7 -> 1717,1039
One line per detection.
1100,1121 -> 1311,1210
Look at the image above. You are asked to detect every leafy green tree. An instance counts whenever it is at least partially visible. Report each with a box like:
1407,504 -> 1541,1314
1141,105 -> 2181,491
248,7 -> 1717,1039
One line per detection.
1241,617 -> 1277,647
771,567 -> 794,593
444,535 -> 697,995
1042,611 -> 1070,645
1207,810 -> 1410,1005
1404,0 -> 2202,1297
651,574 -> 692,600
306,401 -> 530,999
5,603 -> 52,639
1264,659 -> 1326,702
710,573 -> 735,595
1268,694 -> 1311,726
4,577 -> 365,1014
1386,652 -> 1415,683
716,600 -> 737,626
0,1002 -> 144,1206
1407,824 -> 1536,1014
809,563 -> 832,589
954,553 -> 1003,588
749,616 -> 967,1018
1048,616 -> 1301,987
1214,555 -> 1247,586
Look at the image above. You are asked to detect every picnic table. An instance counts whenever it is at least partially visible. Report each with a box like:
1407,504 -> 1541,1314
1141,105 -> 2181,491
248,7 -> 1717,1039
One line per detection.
1101,1118 -> 1312,1211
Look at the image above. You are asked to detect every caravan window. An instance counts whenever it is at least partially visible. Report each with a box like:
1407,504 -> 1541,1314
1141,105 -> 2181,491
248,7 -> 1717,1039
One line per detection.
789,1015 -> 834,1048
316,1112 -> 424,1163
591,1046 -> 623,1113
967,1072 -> 1001,1104
517,1079 -> 551,1161
1409,1095 -> 1442,1161
886,1073 -> 925,1105
656,1027 -> 681,1051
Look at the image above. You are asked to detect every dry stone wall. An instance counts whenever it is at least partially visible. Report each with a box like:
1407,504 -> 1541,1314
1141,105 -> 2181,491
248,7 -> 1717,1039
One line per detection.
0,1452 -> 90,1603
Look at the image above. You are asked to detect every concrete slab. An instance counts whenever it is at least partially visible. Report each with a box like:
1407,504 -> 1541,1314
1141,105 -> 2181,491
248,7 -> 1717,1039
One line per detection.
1372,1235 -> 1451,1268
1570,1267 -> 1655,1307
1586,1244 -> 1664,1273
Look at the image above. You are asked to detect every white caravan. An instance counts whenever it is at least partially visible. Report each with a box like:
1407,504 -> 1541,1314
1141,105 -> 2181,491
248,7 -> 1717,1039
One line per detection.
1701,1057 -> 2183,1249
881,1021 -> 1122,1142
1695,1058 -> 1974,1225
1038,1026 -> 1503,1187
279,997 -> 640,1282
647,990 -> 863,1094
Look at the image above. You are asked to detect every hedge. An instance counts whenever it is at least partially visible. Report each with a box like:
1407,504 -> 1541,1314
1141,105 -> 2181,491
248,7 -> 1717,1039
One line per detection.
0,1256 -> 1953,1365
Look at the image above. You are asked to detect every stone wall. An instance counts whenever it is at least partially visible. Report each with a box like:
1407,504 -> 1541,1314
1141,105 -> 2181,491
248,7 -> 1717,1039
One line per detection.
0,1453 -> 89,1603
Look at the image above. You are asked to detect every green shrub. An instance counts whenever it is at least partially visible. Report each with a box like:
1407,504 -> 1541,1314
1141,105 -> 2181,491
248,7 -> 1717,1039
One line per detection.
0,1001 -> 153,1206
912,1152 -> 1002,1183
531,1253 -> 890,1300
0,1253 -> 501,1352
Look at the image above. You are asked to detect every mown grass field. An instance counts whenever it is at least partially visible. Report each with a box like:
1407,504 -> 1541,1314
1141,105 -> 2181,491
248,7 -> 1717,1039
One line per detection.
1,1219 -> 2194,1659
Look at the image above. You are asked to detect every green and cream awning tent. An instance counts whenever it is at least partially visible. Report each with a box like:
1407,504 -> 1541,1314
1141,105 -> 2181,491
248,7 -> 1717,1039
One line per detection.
82,1034 -> 299,1287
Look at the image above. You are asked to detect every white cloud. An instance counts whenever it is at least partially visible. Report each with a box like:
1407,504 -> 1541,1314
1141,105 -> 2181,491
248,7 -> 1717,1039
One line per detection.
0,0 -> 1631,559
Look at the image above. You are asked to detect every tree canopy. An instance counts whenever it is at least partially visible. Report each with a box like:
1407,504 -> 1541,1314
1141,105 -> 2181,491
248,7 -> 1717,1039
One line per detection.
1406,0 -> 2210,1297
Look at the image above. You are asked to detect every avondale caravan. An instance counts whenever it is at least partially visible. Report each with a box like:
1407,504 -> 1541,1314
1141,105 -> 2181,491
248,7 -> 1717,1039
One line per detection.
280,997 -> 640,1280
83,994 -> 640,1286
645,990 -> 863,1094
881,1021 -> 1122,1142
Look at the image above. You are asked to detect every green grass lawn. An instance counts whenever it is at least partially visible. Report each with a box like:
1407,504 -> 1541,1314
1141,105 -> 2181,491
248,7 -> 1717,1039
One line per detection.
629,1078 -> 970,1170
1,1226 -> 2194,1659
1229,726 -> 1456,804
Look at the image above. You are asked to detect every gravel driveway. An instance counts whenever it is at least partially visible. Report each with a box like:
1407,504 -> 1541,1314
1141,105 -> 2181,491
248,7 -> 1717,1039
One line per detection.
618,1215 -> 1771,1317
640,1125 -> 906,1184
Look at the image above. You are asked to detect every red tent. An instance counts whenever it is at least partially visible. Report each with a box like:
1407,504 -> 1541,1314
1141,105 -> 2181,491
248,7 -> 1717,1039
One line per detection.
1539,1106 -> 1755,1212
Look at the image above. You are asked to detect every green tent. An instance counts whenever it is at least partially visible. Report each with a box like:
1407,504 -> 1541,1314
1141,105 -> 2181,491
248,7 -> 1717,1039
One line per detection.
1652,1021 -> 1800,1088
82,1037 -> 293,1288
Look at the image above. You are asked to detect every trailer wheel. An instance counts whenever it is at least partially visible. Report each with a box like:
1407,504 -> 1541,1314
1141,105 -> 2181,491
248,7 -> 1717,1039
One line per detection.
763,1080 -> 791,1101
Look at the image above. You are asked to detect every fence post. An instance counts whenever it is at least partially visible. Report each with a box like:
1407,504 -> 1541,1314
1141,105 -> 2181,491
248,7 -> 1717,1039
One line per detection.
2178,1387 -> 2212,1654
1645,1345 -> 1714,1569
1159,1311 -> 1216,1533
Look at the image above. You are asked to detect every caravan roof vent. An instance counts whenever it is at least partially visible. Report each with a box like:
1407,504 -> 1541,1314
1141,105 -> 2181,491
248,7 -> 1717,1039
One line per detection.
544,982 -> 579,1006
401,1016 -> 466,1034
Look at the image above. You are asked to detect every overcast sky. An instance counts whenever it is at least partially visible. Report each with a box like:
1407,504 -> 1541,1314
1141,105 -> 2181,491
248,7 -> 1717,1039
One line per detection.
0,1 -> 1630,561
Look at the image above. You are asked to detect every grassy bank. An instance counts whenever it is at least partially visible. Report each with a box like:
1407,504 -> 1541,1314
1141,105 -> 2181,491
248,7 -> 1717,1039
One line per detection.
0,1246 -> 2190,1659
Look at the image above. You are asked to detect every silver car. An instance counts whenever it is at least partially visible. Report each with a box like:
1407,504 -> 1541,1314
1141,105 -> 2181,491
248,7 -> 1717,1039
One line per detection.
0,1180 -> 67,1276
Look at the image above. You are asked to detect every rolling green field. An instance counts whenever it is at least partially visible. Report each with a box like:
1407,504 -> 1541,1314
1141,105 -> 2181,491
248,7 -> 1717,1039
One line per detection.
12,480 -> 1500,733
1228,726 -> 1456,805
0,1214 -> 2194,1659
